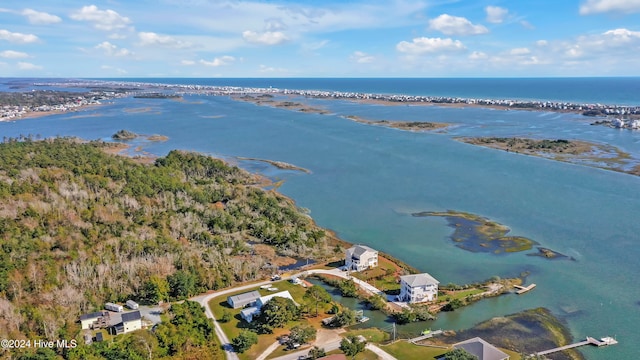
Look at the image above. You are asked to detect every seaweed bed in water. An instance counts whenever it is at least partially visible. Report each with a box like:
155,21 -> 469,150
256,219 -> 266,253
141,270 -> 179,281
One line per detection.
412,210 -> 572,259
413,210 -> 537,254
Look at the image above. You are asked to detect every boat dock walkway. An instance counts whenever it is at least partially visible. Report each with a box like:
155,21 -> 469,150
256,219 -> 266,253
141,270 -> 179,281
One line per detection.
408,330 -> 443,343
514,283 -> 536,294
533,336 -> 618,356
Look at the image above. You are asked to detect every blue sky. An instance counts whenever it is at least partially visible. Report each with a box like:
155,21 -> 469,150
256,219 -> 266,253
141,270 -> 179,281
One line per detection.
1,0 -> 640,77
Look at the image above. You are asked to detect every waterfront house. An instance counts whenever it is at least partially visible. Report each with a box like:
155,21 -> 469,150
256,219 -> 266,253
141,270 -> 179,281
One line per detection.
113,310 -> 142,335
398,273 -> 439,303
345,245 -> 378,271
452,337 -> 509,360
227,290 -> 261,309
240,290 -> 294,323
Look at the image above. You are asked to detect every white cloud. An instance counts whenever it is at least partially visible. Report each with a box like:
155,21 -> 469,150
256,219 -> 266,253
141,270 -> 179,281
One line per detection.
469,51 -> 488,60
429,14 -> 488,36
22,8 -> 62,25
242,30 -> 289,45
536,40 -> 549,47
350,51 -> 375,63
70,5 -> 131,31
200,56 -> 236,67
101,65 -> 127,74
565,28 -> 640,58
396,37 -> 466,54
17,62 -> 42,70
258,64 -> 289,73
520,20 -> 535,30
510,47 -> 531,56
485,6 -> 508,23
0,29 -> 39,43
580,0 -> 640,14
138,32 -> 191,48
302,40 -> 329,51
181,60 -> 196,66
95,41 -> 132,57
0,50 -> 29,59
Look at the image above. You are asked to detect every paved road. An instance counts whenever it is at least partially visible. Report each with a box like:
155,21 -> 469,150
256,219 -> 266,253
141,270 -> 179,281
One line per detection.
270,339 -> 342,360
190,268 -> 385,360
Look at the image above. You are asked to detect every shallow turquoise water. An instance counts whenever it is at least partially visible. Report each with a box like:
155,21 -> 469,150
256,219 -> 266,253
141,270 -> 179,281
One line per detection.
1,93 -> 638,358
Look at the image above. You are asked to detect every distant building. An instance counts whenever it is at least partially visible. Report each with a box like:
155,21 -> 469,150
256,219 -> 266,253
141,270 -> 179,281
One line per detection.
453,337 -> 510,360
79,311 -> 109,330
398,273 -> 439,303
113,311 -> 142,335
345,245 -> 378,271
240,290 -> 294,323
227,290 -> 261,309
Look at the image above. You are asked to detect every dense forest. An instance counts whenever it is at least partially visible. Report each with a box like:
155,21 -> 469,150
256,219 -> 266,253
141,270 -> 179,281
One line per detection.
0,138 -> 330,358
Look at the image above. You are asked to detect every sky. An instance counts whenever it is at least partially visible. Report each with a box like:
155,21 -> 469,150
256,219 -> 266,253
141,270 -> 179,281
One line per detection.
1,0 -> 640,77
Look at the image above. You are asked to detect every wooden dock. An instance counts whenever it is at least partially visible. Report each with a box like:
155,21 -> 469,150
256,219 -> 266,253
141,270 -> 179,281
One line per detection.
533,336 -> 618,356
408,330 -> 443,343
514,283 -> 536,294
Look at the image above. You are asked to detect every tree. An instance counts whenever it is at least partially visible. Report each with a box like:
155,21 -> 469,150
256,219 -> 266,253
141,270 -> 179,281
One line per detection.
330,308 -> 357,327
220,309 -> 232,323
139,275 -> 169,304
338,279 -> 358,297
231,330 -> 258,353
254,296 -> 299,333
443,348 -> 478,360
167,270 -> 197,300
366,293 -> 387,310
304,285 -> 332,316
288,324 -> 317,346
307,346 -> 326,359
393,308 -> 416,324
340,335 -> 366,358
442,298 -> 464,312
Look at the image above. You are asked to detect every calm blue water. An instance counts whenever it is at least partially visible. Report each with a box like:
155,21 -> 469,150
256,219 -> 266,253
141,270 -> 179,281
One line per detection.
1,78 -> 639,359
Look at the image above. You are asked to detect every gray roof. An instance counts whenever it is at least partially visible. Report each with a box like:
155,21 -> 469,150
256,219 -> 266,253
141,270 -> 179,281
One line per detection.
453,337 -> 509,360
400,273 -> 439,287
121,311 -> 141,323
348,245 -> 377,258
228,290 -> 261,303
79,311 -> 105,321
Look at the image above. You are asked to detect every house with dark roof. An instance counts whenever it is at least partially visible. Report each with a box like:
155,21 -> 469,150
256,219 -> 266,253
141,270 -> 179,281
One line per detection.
113,310 -> 142,335
227,290 -> 261,309
79,311 -> 109,330
398,272 -> 439,303
345,245 -> 378,271
453,337 -> 510,360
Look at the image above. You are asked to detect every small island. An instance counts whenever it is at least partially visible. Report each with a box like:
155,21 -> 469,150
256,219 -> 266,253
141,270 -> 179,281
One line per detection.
343,115 -> 449,131
237,156 -> 311,173
459,137 -> 640,177
234,94 -> 331,114
112,129 -> 138,140
412,210 -> 538,254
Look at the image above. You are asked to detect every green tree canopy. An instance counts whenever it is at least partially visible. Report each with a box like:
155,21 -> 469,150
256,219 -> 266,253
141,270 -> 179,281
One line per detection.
231,330 -> 258,353
444,348 -> 478,360
304,285 -> 332,316
254,296 -> 299,333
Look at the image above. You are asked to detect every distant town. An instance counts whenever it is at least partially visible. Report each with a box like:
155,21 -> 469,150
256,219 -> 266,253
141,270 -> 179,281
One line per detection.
2,80 -> 638,125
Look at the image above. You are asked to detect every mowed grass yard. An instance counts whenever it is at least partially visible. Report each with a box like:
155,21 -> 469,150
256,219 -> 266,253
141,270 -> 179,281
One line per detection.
351,256 -> 402,293
209,279 -> 314,360
381,340 -> 522,359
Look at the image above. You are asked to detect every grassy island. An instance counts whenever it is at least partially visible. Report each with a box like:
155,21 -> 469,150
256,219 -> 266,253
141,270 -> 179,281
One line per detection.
344,115 -> 449,131
234,94 -> 330,114
237,156 -> 311,173
413,210 -> 538,254
460,137 -> 640,177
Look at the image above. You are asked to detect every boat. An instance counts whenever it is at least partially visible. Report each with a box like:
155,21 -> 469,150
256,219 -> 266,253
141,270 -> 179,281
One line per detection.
421,329 -> 431,335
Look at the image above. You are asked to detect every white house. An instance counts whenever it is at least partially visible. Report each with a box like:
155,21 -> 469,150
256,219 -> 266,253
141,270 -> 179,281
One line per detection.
240,290 -> 294,323
114,311 -> 142,335
453,337 -> 509,360
79,311 -> 108,330
227,290 -> 261,309
345,245 -> 378,272
398,273 -> 439,303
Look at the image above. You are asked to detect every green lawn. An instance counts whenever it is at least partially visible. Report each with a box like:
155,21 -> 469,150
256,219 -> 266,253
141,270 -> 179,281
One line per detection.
441,288 -> 485,302
325,348 -> 380,359
381,341 -> 450,359
208,279 -> 315,360
345,328 -> 390,343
